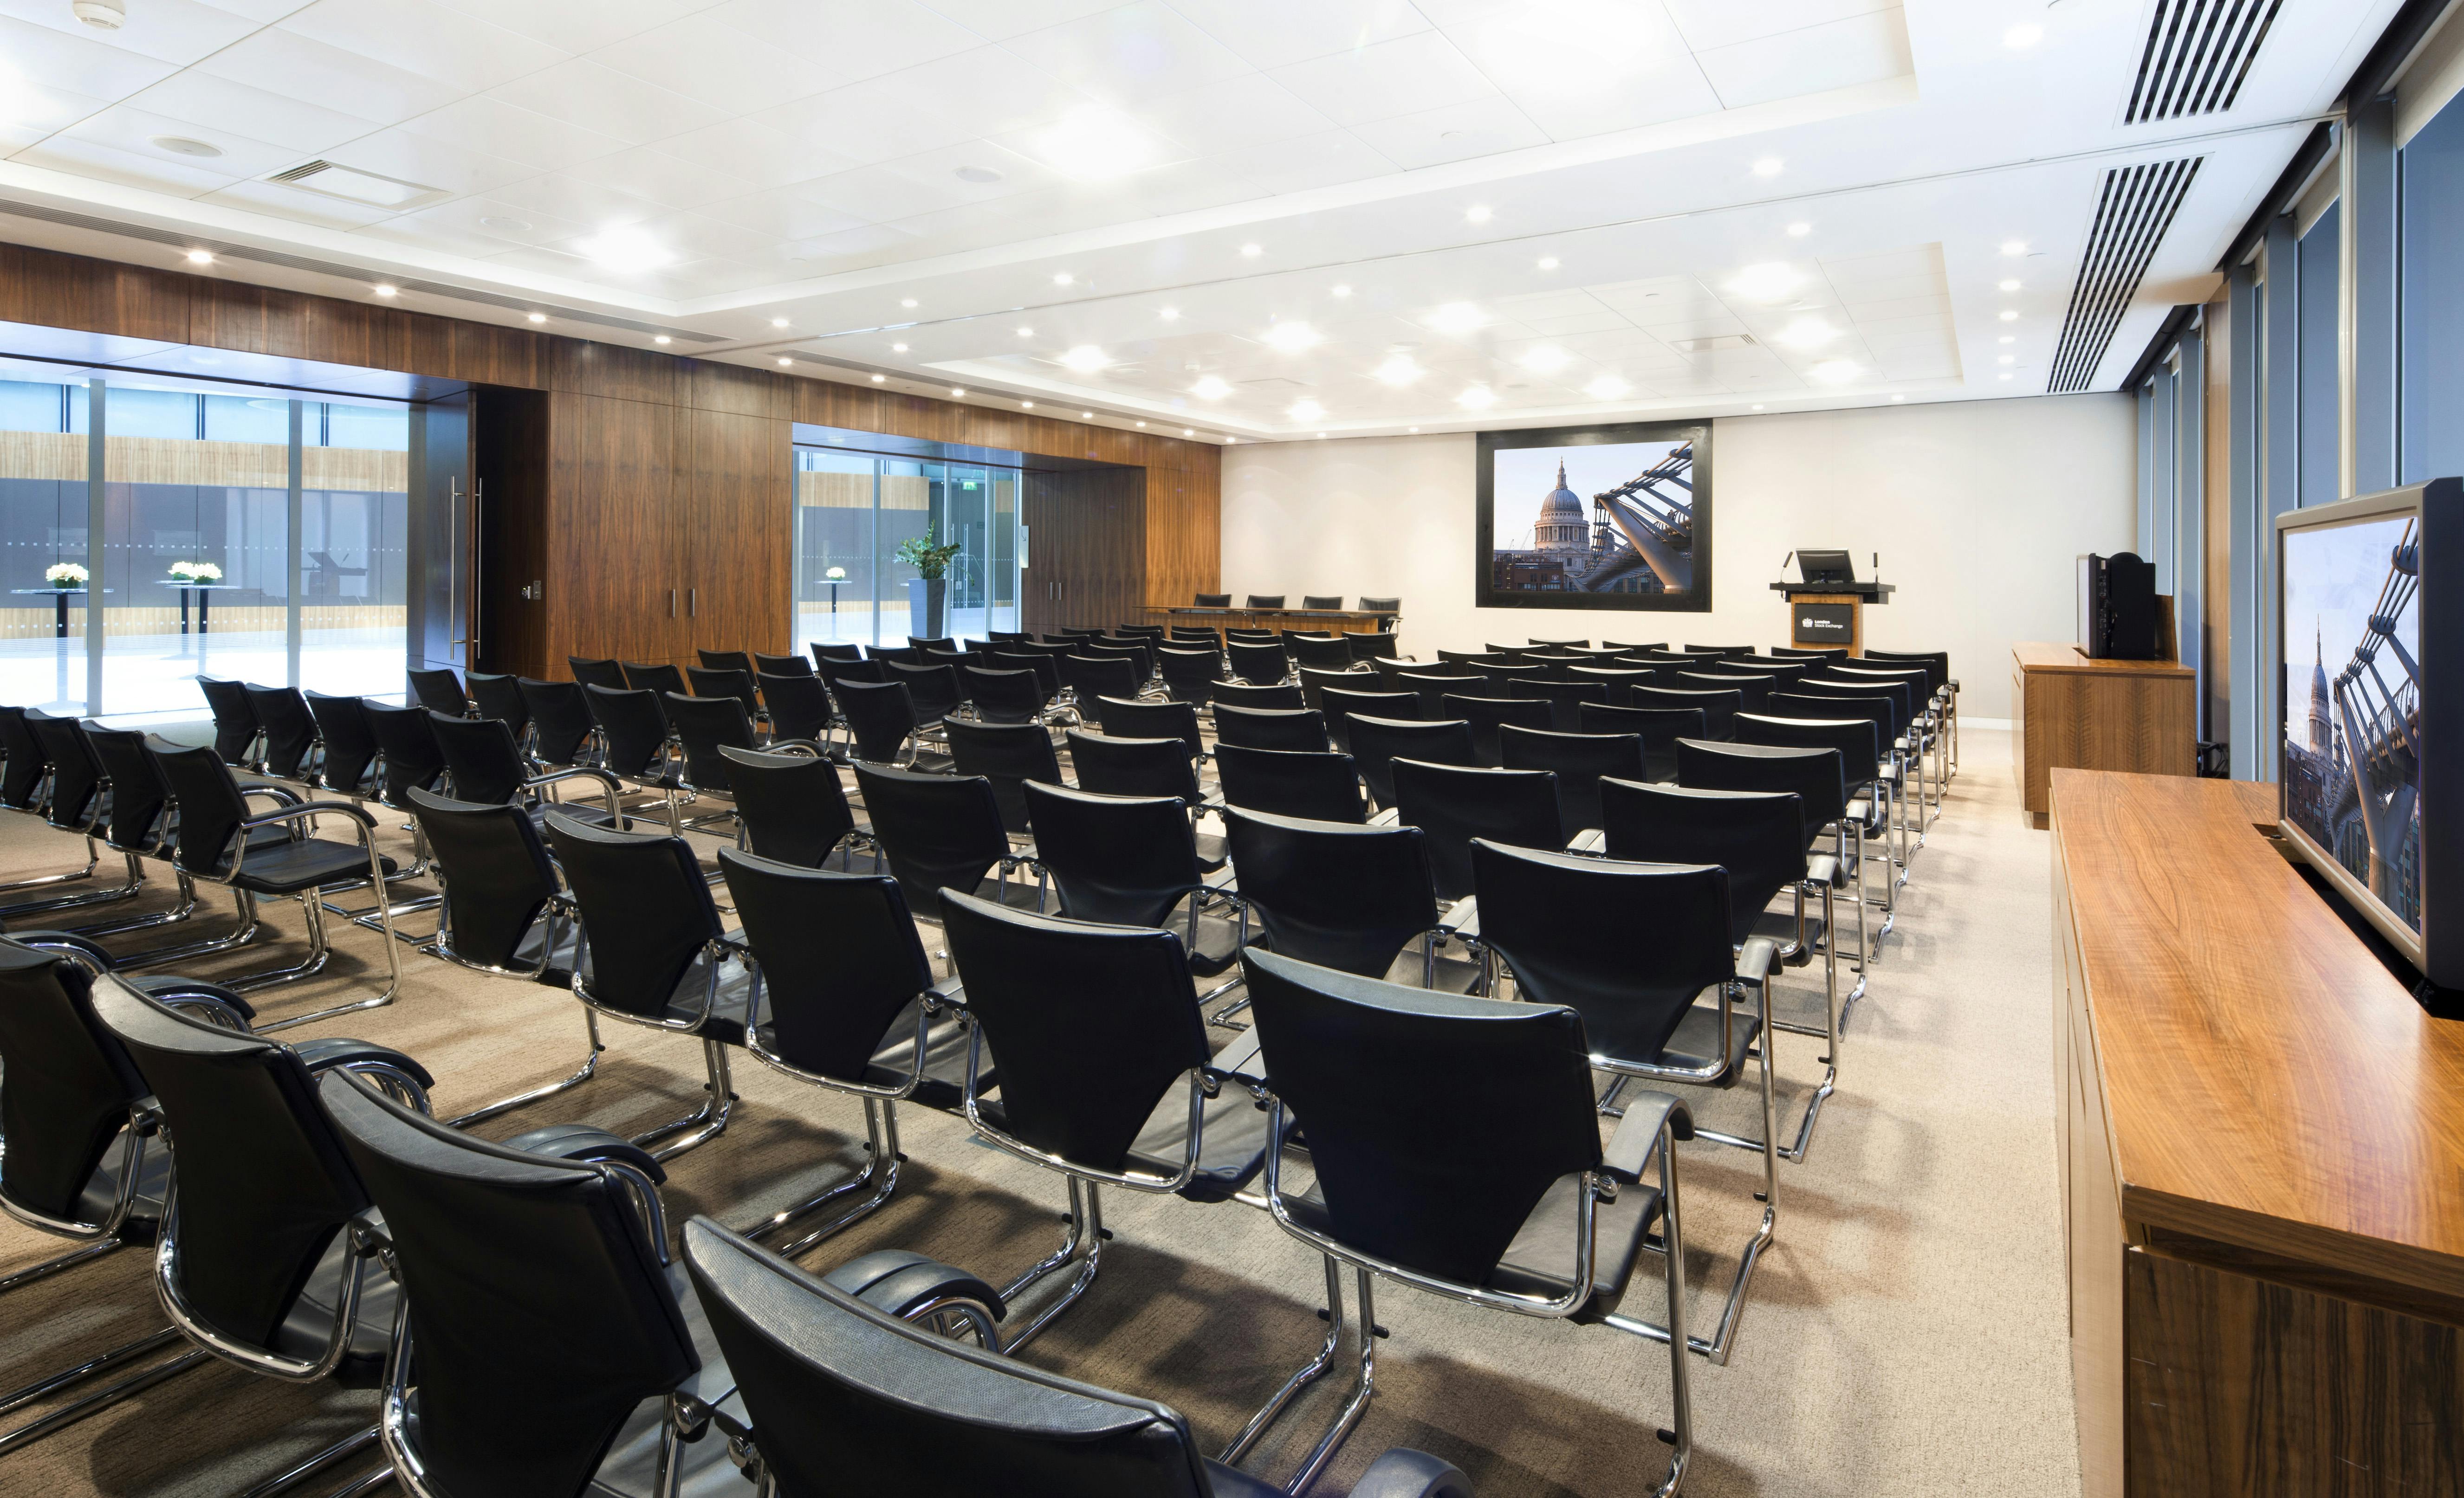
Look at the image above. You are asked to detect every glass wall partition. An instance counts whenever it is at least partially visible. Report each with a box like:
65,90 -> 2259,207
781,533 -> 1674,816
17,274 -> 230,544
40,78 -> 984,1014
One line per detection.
299,399 -> 410,695
792,439 -> 1022,651
0,375 -> 91,713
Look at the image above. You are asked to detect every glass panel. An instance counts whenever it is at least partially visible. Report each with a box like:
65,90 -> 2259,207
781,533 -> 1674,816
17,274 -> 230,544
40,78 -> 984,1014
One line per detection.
2297,202 -> 2341,507
2400,95 -> 2464,484
0,376 -> 91,712
103,384 -> 287,719
300,399 -> 409,697
878,458 -> 932,645
943,462 -> 991,639
793,446 -> 876,651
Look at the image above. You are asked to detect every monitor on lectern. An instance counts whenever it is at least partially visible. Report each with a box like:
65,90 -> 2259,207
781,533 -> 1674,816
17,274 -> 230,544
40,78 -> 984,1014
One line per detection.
1796,549 -> 1855,586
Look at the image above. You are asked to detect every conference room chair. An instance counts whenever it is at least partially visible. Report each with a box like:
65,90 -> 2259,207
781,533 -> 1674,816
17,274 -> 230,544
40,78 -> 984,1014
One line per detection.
1223,627 -> 1278,645
1769,646 -> 1849,665
1393,670 -> 1474,717
1346,715 -> 1474,813
1060,652 -> 1145,706
950,664 -> 1036,727
362,698 -> 449,828
1831,664 -> 1945,796
1391,757 -> 1563,905
149,740 -> 404,1029
195,676 -> 262,767
91,979 -> 430,1486
1736,710 -> 1898,933
1677,669 -> 1774,713
668,691 -> 787,826
317,1069 -> 754,1498
1358,593 -> 1401,615
1863,648 -> 1957,772
719,746 -> 866,873
464,671 -> 531,739
583,685 -> 684,830
1151,646 -> 1224,708
1246,594 -> 1286,609
25,713 -> 110,850
1526,637 -> 1587,649
1022,781 -> 1235,949
1596,778 -> 1842,1168
428,710 -> 626,826
1290,634 -> 1360,673
1086,639 -> 1157,680
759,670 -> 835,748
992,648 -> 1070,714
1348,631 -> 1404,665
1223,807 -> 1453,984
1803,672 -> 1934,825
406,665 -> 469,718
1298,594 -> 1342,610
1086,695 -> 1200,761
563,656 -> 625,691
1634,684 -> 1740,740
1064,730 -> 1204,809
751,650 -> 811,678
1463,661 -> 1528,694
1500,725 -> 1644,836
1579,704 -> 1703,783
1442,691 -> 1552,768
1684,644 -> 1758,659
937,889 -> 1269,1348
811,641 -> 864,664
1772,686 -> 1914,863
1238,945 -> 1692,1497
1293,665 -> 1357,712
850,762 -> 1035,920
80,725 -> 260,958
1371,656 -> 1454,689
870,645 -> 925,666
687,665 -> 765,725
1677,738 -> 1870,992
835,678 -> 928,768
886,660 -> 966,736
1320,688 -> 1419,754
619,660 -> 688,698
1209,679 -> 1306,712
1431,649 -> 1498,668
1569,665 -> 1656,704
1213,743 -> 1365,824
908,635 -> 957,653
1212,704 -> 1326,756
1516,652 -> 1582,680
1465,839 -> 1773,1366
1510,676 -> 1607,732
243,683 -> 321,781
1602,639 -> 1669,652
944,718 -> 1068,836
1226,639 -> 1292,686
1193,591 -> 1234,607
718,848 -> 978,1253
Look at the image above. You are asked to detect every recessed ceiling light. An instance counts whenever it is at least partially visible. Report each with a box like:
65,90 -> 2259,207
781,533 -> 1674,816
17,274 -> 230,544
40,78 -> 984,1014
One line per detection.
871,374 -> 885,382
480,215 -> 532,233
1331,284 -> 1351,298
1224,436 -> 1236,443
1725,263 -> 1804,302
526,312 -> 546,323
1316,432 -> 1327,438
185,249 -> 214,265
372,284 -> 397,297
1022,400 -> 1035,408
1059,345 -> 1110,373
1240,243 -> 1263,258
1183,428 -> 1194,436
1751,403 -> 1766,411
1192,375 -> 1231,399
1465,204 -> 1492,223
1016,326 -> 1034,338
1520,346 -> 1571,374
1289,399 -> 1325,421
153,135 -> 221,158
1456,386 -> 1496,409
771,317 -> 789,328
1373,354 -> 1423,386
1407,426 -> 1420,433
952,387 -> 966,397
1776,317 -> 1838,350
1997,278 -> 2021,292
777,357 -> 793,366
1809,359 -> 1862,384
1537,256 -> 1559,271
1999,309 -> 2018,321
955,165 -> 1003,183
1081,411 -> 1093,418
655,336 -> 672,345
1997,355 -> 2015,365
2004,23 -> 2044,48
1262,320 -> 1320,352
2000,240 -> 2027,257
575,225 -> 672,273
1585,376 -> 1628,400
1160,307 -> 1180,321
1427,302 -> 1485,335
1751,156 -> 1783,177
1786,222 -> 1812,237
1053,271 -> 1072,285
901,298 -> 918,308
1891,394 -> 1905,402
1136,421 -> 1147,427
1024,108 -> 1171,180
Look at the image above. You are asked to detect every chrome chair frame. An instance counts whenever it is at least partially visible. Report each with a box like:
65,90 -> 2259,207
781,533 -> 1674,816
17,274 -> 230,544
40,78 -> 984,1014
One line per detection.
180,799 -> 406,1033
563,908 -> 746,1162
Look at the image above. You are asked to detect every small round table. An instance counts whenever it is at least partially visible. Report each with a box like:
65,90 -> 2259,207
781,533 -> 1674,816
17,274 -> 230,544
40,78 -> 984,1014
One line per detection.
11,587 -> 108,638
161,580 -> 246,636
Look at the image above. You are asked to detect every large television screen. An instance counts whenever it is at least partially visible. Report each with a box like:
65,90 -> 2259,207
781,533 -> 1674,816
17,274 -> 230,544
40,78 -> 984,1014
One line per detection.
2280,504 -> 2423,953
1473,420 -> 1712,612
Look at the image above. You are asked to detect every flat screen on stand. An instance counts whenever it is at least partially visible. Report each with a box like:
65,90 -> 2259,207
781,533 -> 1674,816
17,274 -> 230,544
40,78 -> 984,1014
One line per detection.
1473,420 -> 1712,613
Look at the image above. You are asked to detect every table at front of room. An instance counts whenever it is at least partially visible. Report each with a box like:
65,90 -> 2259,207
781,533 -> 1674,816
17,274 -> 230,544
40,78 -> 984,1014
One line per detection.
159,580 -> 247,637
1156,607 -> 1397,635
2051,768 -> 2464,1498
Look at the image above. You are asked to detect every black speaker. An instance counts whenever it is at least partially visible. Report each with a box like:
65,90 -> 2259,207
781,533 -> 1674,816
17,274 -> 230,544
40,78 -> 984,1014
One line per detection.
2078,552 -> 2158,659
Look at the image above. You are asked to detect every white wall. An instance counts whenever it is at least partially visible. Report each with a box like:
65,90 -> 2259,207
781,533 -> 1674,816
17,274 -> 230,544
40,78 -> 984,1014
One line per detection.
1221,395 -> 2139,719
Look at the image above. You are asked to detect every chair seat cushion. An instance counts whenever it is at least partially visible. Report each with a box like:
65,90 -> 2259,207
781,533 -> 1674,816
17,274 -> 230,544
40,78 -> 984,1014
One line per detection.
274,1226 -> 402,1387
225,837 -> 396,895
1751,907 -> 1822,966
856,999 -> 983,1109
1649,999 -> 1762,1085
1483,1169 -> 1664,1322
655,949 -> 757,1046
1119,1029 -> 1272,1203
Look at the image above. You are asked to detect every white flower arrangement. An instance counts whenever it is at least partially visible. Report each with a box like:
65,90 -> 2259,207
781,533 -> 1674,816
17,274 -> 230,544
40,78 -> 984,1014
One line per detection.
825,566 -> 847,581
44,562 -> 87,587
168,561 -> 224,582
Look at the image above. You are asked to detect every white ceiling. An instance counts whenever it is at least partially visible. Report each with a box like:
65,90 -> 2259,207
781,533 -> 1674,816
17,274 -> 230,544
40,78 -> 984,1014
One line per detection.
0,0 -> 2409,439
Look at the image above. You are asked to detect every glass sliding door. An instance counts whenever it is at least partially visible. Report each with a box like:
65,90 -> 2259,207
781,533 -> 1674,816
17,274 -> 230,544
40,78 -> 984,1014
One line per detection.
0,374 -> 91,712
790,440 -> 1024,649
794,446 -> 875,650
877,458 -> 933,644
299,398 -> 410,695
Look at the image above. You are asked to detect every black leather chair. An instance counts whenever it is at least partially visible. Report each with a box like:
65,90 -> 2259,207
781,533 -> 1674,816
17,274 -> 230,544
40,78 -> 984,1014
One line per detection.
1090,696 -> 1202,762
1059,653 -> 1144,708
1024,782 -> 1233,959
620,660 -> 688,698
0,709 -> 141,923
811,641 -> 864,664
720,747 -> 863,870
1212,744 -> 1364,824
81,725 -> 260,958
1156,647 -> 1227,706
1212,704 -> 1327,753
943,718 -> 1067,835
835,678 -> 928,768
1245,594 -> 1285,610
1389,671 -> 1470,717
1295,666 -> 1360,713
428,710 -> 626,826
1221,807 -> 1452,983
1632,684 -> 1739,740
196,677 -> 261,767
518,678 -> 599,769
687,665 -> 764,728
1290,635 -> 1358,673
1208,681 -> 1305,712
584,685 -> 683,831
990,649 -> 1068,716
1390,758 -> 1561,904
1193,592 -> 1233,607
304,691 -> 383,797
1737,708 -> 1899,924
699,648 -> 757,675
752,651 -> 811,678
1344,715 -> 1474,813
1063,731 -> 1202,810
1682,644 -> 1755,659
1675,670 -> 1772,713
1507,677 -> 1605,733
961,664 -> 1045,726
939,888 -> 1268,1347
1238,947 -> 1692,1495
1226,640 -> 1290,687
759,671 -> 834,747
1568,665 -> 1655,704
1438,692 -> 1549,768
1578,704 -> 1703,783
719,849 -> 977,1254
887,662 -> 966,738
244,683 -> 321,781
667,692 -> 782,827
1499,725 -> 1644,836
1676,738 -> 1868,982
363,701 -> 449,869
849,763 -> 1033,919
567,656 -> 626,691
542,809 -> 750,1159
1862,648 -> 1956,775
1319,689 -> 1418,753
405,666 -> 467,717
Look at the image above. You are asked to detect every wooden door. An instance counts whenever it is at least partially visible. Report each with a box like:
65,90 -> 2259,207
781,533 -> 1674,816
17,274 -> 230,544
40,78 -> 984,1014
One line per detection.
549,392 -> 686,667
683,408 -> 791,660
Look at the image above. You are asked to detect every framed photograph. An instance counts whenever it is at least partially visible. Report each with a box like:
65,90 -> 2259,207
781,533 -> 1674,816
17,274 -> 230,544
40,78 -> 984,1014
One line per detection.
1474,420 -> 1712,613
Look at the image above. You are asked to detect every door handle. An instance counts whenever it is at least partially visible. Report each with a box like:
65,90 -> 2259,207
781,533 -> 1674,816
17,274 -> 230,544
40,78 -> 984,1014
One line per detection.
689,587 -> 697,618
668,588 -> 677,618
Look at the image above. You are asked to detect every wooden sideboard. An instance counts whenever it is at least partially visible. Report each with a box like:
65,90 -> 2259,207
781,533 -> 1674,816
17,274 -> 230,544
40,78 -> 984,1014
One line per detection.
2011,642 -> 2196,828
2051,769 -> 2464,1498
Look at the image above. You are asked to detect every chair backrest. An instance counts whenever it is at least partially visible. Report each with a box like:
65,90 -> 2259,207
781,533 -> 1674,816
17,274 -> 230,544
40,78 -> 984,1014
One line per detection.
620,660 -> 687,697
84,724 -> 172,850
1567,666 -> 1655,706
1346,632 -> 1401,665
1059,654 -> 1142,703
1344,715 -> 1474,813
811,642 -> 864,664
540,810 -> 726,1019
849,764 -> 1011,917
1392,671 -> 1471,717
667,693 -> 759,792
567,657 -> 626,691
1631,684 -> 1739,740
1577,704 -> 1704,782
407,788 -> 563,971
0,705 -> 48,808
720,747 -> 855,869
1206,680 -> 1304,712
1021,783 -> 1204,928
297,693 -> 377,799
429,710 -> 532,807
759,672 -> 833,743
682,1217 -> 1220,1498
941,887 -> 1209,1175
585,685 -> 671,780
1064,732 -> 1200,806
752,652 -> 813,678
1245,594 -> 1285,609
0,943 -> 150,1224
1498,725 -> 1645,835
834,679 -> 918,764
1210,743 -> 1364,824
245,684 -> 319,779
149,740 -> 252,876
886,662 -> 964,721
991,649 -> 1065,704
1440,692 -> 1552,768
717,850 -> 934,1083
816,655 -> 887,694
1210,703 -> 1329,753
1598,780 -> 1805,944
908,635 -> 956,653
196,677 -> 260,765
1092,697 -> 1201,760
407,667 -> 467,717
318,1072 -> 696,1498
1734,712 -> 1881,787
1602,640 -> 1666,653
1290,636 -> 1355,672
962,665 -> 1044,725
699,649 -> 757,675
28,713 -> 105,830
1319,689 -> 1419,753
1507,677 -> 1606,732
1436,649 -> 1502,667
1390,758 -> 1561,903
1301,595 -> 1344,610
1194,592 -> 1232,607
1225,640 -> 1289,686
1221,807 -> 1434,977
1674,738 -> 1846,837
90,982 -> 380,1353
517,679 -> 595,768
1676,670 -> 1771,713
1772,689 -> 1896,743
1861,649 -> 1950,695
1683,644 -> 1756,658
1820,669 -> 1926,723
1087,639 -> 1154,676
1770,646 -> 1851,664
1293,665 -> 1357,713
942,718 -> 1063,834
363,701 -> 447,803
1240,948 -> 1611,1286
687,666 -> 762,721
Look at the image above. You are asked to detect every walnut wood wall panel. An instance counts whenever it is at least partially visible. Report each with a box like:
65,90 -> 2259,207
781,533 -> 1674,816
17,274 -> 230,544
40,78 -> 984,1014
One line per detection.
1022,466 -> 1145,633
684,408 -> 792,660
1144,458 -> 1219,614
0,243 -> 188,343
545,391 -> 685,674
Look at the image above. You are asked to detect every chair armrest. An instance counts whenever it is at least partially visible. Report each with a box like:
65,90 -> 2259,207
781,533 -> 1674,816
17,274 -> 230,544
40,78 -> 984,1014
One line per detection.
127,975 -> 258,1028
1367,805 -> 1401,826
501,1123 -> 668,1183
239,800 -> 379,831
295,1037 -> 437,1091
1804,852 -> 1843,888
1601,1090 -> 1692,1184
241,784 -> 305,808
1437,895 -> 1478,939
1564,828 -> 1606,854
927,974 -> 966,1005
1332,1450 -> 1475,1498
1735,936 -> 1780,989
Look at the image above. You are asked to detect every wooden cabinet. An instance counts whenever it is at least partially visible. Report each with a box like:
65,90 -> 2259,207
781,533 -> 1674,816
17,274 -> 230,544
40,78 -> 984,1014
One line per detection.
1023,466 -> 1145,632
2013,642 -> 2196,828
682,408 -> 791,660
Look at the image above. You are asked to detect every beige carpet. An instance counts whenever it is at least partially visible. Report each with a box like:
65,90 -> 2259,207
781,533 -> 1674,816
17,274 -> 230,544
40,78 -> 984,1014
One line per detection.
0,728 -> 2081,1498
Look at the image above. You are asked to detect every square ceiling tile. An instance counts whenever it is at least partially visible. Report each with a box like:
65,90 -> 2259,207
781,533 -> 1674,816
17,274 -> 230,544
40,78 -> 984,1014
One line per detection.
1521,310 -> 1635,336
1201,127 -> 1395,194
705,0 -> 979,78
1349,95 -> 1548,170
1443,3 -> 1721,141
922,0 -> 1129,42
479,171 -> 672,229
756,46 -> 1086,168
778,220 -> 924,268
0,82 -> 117,136
13,136 -> 236,196
695,185 -> 870,239
56,104 -> 305,179
0,13 -> 179,99
324,126 -> 535,199
427,0 -> 687,51
562,143 -> 759,210
1269,31 -> 1496,127
395,96 -> 628,172
1131,73 -> 1333,156
278,0 -> 573,94
1004,2 -> 1250,104
1661,0 -> 1896,54
121,72 -> 373,154
379,193 -> 592,251
801,142 -> 1058,223
657,119 -> 861,190
1163,0 -> 1430,71
1693,9 -> 1912,110
486,59 -> 729,146
0,0 -> 259,65
589,13 -> 838,115
196,27 -> 460,124
575,207 -> 771,261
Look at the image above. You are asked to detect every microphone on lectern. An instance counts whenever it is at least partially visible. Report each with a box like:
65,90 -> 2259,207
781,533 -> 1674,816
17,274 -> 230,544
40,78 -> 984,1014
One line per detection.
1782,550 -> 1794,572
1873,552 -> 1880,580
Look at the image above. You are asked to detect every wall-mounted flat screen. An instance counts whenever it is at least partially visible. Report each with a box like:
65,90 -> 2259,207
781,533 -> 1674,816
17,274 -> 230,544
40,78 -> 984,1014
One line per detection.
1474,420 -> 1712,613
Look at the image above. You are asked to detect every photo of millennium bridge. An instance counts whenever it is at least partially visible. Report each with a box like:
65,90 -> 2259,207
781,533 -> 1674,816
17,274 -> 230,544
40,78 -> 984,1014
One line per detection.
1490,441 -> 1696,597
2282,514 -> 2423,931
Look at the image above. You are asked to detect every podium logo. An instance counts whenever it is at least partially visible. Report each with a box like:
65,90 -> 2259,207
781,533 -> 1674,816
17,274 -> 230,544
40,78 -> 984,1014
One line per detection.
1799,613 -> 1847,633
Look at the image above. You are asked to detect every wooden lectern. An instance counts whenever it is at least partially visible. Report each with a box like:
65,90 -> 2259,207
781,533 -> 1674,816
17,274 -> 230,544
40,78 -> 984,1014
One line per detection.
1770,580 -> 1894,654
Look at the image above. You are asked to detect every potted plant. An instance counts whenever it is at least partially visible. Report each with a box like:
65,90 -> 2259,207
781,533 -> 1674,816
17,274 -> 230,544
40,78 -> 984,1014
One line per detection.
43,562 -> 87,589
895,531 -> 963,639
168,560 -> 223,583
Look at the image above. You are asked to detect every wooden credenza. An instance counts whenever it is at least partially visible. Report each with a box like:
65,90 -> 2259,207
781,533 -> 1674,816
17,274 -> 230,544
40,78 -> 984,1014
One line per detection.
2011,642 -> 2195,829
2051,770 -> 2464,1498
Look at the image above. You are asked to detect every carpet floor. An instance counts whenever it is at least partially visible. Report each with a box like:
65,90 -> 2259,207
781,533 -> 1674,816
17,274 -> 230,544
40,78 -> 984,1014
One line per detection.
0,726 -> 2081,1498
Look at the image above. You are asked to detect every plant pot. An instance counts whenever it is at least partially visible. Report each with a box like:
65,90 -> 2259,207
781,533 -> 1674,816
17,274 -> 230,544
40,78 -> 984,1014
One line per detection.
907,576 -> 948,639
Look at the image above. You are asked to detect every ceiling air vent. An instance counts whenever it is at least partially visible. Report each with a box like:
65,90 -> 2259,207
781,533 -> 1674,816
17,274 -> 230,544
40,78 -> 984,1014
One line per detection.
265,160 -> 439,209
2047,157 -> 2203,394
2125,0 -> 2283,124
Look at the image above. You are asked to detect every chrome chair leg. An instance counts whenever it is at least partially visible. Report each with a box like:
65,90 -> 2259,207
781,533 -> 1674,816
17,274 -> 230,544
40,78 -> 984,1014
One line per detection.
737,1097 -> 904,1259
1277,1264 -> 1380,1496
235,1424 -> 384,1498
635,1039 -> 736,1161
0,1343 -> 209,1457
995,1178 -> 1104,1352
1218,1253 -> 1350,1468
0,839 -> 143,918
246,881 -> 404,1032
444,1012 -> 604,1128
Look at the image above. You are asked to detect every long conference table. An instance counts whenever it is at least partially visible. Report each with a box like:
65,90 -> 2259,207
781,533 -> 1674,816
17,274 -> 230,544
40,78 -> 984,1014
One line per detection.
1155,606 -> 1399,635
